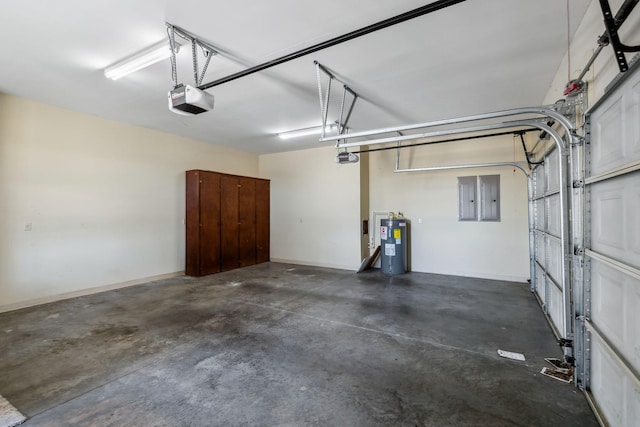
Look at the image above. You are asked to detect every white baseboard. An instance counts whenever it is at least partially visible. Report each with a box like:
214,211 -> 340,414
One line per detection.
0,271 -> 184,314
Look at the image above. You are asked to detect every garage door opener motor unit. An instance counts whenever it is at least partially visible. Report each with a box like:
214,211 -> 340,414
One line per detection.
169,84 -> 214,115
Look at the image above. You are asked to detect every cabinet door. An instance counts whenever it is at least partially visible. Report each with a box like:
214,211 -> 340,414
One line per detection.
238,177 -> 256,267
255,179 -> 270,263
220,175 -> 239,271
199,171 -> 221,275
185,171 -> 202,276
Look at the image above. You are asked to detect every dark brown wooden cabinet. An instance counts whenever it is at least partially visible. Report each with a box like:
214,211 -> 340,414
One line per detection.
186,170 -> 270,277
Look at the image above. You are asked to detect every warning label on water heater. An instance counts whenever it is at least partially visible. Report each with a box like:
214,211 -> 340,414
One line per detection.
380,226 -> 387,240
385,244 -> 395,256
393,229 -> 401,239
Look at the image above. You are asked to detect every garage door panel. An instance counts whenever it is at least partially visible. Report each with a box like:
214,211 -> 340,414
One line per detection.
547,283 -> 563,333
592,94 -> 625,174
633,287 -> 640,370
534,199 -> 545,230
546,149 -> 560,192
535,231 -> 545,263
546,194 -> 561,237
585,62 -> 640,426
535,265 -> 546,301
591,71 -> 640,175
632,80 -> 640,158
591,260 -> 625,348
591,174 -> 640,270
546,237 -> 562,284
631,383 -> 640,427
533,167 -> 545,198
591,342 -> 628,427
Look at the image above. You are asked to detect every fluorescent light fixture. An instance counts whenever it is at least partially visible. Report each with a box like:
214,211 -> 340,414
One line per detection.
104,40 -> 180,80
278,124 -> 337,140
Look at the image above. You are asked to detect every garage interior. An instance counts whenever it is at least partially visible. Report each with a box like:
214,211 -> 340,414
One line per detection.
0,1 -> 638,426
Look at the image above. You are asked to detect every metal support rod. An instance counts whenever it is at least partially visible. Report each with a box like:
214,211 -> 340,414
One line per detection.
315,61 -> 334,138
192,40 -> 199,85
352,129 -> 538,154
315,63 -> 325,129
197,0 -> 467,90
338,86 -> 347,134
319,106 -> 576,145
342,87 -> 358,132
315,62 -> 334,138
575,43 -> 606,83
334,121 -> 536,150
395,161 -> 530,176
322,77 -> 332,138
315,62 -> 358,139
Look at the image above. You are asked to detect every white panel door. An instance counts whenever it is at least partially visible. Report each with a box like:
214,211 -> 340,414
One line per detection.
531,148 -> 566,339
583,61 -> 640,427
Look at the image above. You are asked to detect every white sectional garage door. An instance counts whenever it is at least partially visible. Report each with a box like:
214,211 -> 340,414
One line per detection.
532,145 -> 571,346
583,62 -> 640,427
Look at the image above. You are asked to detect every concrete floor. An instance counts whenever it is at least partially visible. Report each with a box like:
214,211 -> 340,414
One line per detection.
0,262 -> 597,426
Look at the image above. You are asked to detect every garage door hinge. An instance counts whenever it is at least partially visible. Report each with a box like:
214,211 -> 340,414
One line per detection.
572,179 -> 584,188
570,136 -> 585,147
574,246 -> 584,256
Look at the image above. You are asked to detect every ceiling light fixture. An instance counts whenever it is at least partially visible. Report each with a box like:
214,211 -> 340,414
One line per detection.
278,124 -> 338,140
104,40 -> 181,80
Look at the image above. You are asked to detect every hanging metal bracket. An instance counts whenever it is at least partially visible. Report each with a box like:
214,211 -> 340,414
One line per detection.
314,61 -> 359,142
564,0 -> 638,95
598,0 -> 640,72
166,23 -> 219,88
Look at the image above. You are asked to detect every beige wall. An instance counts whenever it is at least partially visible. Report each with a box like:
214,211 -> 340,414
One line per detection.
8,1 -> 634,308
369,135 -> 530,282
0,94 -> 258,309
259,146 -> 362,270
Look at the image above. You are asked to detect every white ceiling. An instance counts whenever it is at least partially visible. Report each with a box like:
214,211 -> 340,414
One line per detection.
0,0 -> 593,154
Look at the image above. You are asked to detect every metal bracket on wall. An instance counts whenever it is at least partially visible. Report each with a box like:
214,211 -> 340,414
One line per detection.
598,0 -> 640,73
